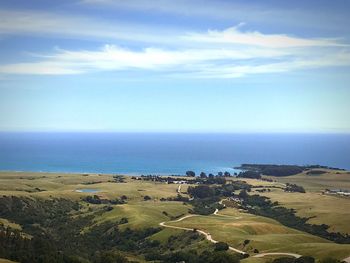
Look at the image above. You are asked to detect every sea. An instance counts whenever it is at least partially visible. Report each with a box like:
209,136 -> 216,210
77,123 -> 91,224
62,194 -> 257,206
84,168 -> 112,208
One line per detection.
0,132 -> 349,175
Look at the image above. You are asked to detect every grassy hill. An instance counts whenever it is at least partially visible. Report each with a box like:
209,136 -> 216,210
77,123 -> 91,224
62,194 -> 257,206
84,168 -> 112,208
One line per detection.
1,171 -> 350,262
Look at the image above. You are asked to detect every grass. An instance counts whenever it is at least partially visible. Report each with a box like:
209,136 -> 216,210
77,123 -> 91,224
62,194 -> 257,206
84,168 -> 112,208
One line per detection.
93,201 -> 190,229
266,169 -> 350,192
250,169 -> 350,234
167,207 -> 350,260
256,188 -> 350,234
0,218 -> 22,230
0,259 -> 17,263
0,171 -> 185,201
1,171 -> 350,261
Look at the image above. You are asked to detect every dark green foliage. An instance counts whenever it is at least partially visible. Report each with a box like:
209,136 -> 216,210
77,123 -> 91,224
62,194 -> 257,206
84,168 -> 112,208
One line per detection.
272,256 -> 316,263
188,185 -> 215,199
262,166 -> 303,176
238,190 -> 248,199
143,195 -> 151,201
237,171 -> 261,179
0,196 -> 164,263
188,182 -> 250,215
214,242 -> 229,251
166,194 -> 189,202
295,256 -> 315,263
83,195 -> 125,205
84,195 -> 102,204
189,196 -> 220,215
306,170 -> 327,175
112,175 -> 125,183
238,164 -> 304,176
162,250 -> 240,263
186,171 -> 196,177
200,172 -> 207,178
243,240 -> 250,246
224,171 -> 231,177
239,193 -> 350,243
119,217 -> 128,224
285,183 -> 305,193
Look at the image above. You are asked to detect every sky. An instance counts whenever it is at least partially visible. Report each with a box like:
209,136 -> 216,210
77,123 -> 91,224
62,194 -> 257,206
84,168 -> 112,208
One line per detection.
0,0 -> 350,133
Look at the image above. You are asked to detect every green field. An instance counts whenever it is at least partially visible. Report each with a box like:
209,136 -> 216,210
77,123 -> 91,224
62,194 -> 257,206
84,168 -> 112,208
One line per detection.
254,170 -> 350,234
0,171 -> 187,201
1,171 -> 350,262
166,206 -> 350,259
267,169 -> 350,192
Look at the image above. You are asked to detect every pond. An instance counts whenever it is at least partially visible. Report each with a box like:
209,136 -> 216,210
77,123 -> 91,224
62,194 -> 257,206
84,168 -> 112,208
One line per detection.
75,189 -> 100,193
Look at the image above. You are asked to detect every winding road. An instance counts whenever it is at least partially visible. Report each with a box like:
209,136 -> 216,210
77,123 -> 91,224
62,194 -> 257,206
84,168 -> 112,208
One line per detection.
159,198 -> 305,258
161,189 -> 350,261
159,213 -> 246,255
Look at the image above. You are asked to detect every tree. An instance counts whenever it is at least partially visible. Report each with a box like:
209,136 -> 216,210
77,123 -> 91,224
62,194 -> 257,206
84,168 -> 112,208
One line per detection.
187,185 -> 215,198
215,242 -> 229,251
215,177 -> 226,185
238,190 -> 248,199
186,171 -> 196,177
237,171 -> 261,179
224,171 -> 231,177
200,172 -> 207,178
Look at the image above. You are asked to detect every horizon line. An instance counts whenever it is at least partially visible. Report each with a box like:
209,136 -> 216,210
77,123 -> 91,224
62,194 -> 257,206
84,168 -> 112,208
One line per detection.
1,130 -> 350,135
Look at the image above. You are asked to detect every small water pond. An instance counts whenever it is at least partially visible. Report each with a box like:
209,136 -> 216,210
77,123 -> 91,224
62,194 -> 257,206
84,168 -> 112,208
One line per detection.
75,188 -> 100,193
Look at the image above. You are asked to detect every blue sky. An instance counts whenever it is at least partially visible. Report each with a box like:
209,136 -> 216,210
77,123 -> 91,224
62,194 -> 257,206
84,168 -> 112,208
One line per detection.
0,0 -> 350,133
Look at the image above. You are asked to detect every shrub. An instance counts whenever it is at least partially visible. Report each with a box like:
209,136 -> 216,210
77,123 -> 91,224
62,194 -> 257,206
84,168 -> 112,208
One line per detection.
214,242 -> 229,251
143,196 -> 151,201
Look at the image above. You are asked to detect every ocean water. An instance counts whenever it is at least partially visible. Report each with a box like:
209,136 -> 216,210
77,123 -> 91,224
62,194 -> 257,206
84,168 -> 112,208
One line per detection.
0,132 -> 349,175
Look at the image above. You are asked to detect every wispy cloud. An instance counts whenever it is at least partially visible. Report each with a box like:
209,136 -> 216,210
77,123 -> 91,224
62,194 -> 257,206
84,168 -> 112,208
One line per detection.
0,9 -> 177,45
1,41 -> 349,77
0,9 -> 349,78
184,25 -> 344,48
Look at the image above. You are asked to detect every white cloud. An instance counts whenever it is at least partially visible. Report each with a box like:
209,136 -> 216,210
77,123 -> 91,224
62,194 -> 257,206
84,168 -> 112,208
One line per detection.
0,8 -> 349,78
1,42 -> 349,78
0,9 -> 346,49
184,25 -> 344,48
0,9 -> 177,45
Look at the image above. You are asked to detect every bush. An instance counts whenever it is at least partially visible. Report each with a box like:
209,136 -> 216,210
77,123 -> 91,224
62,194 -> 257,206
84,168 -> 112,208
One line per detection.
214,242 -> 229,251
188,185 -> 215,198
285,183 -> 305,193
237,171 -> 261,179
296,256 -> 315,263
119,217 -> 128,224
143,196 -> 151,201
